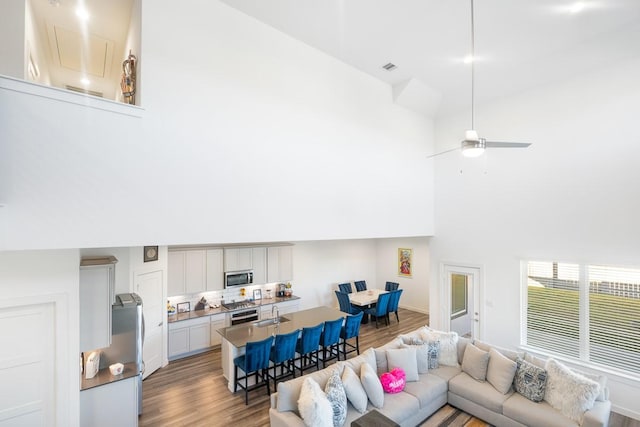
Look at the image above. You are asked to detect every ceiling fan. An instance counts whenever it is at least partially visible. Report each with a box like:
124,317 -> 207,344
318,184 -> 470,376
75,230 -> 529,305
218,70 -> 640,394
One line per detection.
429,0 -> 531,159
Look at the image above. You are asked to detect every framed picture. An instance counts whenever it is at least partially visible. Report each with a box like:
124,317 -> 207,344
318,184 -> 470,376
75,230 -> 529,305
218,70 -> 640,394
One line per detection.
144,246 -> 159,262
253,289 -> 262,300
177,302 -> 190,313
398,248 -> 412,277
451,274 -> 468,319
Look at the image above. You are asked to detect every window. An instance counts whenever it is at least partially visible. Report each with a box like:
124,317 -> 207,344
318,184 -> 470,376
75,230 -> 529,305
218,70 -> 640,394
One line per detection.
524,261 -> 640,376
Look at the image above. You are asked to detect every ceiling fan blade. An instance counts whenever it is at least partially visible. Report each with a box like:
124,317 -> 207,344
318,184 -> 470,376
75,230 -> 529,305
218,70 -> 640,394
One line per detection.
427,146 -> 460,159
484,141 -> 531,148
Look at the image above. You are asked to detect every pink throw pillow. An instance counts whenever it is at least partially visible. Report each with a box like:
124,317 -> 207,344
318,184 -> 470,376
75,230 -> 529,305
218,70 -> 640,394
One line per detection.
380,368 -> 406,393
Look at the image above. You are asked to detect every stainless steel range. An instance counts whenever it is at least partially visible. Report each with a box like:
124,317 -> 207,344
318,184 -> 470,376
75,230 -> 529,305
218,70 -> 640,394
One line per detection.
222,301 -> 259,325
221,301 -> 256,310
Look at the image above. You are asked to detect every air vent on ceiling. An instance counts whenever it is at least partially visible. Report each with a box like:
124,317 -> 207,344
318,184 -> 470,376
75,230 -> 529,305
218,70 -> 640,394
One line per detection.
382,63 -> 398,71
65,85 -> 103,98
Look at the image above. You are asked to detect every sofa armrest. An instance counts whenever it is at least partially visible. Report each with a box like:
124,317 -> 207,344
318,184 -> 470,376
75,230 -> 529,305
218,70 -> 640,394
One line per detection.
269,408 -> 306,427
271,392 -> 278,409
582,400 -> 611,427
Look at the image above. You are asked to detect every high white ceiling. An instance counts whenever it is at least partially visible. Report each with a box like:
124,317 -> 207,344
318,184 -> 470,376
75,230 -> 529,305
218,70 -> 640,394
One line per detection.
220,0 -> 640,116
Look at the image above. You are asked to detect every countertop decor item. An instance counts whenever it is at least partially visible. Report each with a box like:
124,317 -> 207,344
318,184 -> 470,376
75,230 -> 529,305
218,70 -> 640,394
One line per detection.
177,302 -> 190,313
253,289 -> 262,300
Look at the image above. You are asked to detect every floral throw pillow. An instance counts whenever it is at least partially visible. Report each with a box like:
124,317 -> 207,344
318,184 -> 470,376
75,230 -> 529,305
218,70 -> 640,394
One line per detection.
513,358 -> 547,402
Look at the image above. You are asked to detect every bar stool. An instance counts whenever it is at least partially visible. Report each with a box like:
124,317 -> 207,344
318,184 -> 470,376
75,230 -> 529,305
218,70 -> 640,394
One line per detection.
294,323 -> 323,375
233,336 -> 274,405
354,280 -> 367,292
268,329 -> 299,388
319,317 -> 344,368
338,282 -> 353,293
339,311 -> 363,360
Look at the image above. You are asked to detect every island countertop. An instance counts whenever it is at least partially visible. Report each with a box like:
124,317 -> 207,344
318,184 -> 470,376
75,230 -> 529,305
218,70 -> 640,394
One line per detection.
217,305 -> 344,348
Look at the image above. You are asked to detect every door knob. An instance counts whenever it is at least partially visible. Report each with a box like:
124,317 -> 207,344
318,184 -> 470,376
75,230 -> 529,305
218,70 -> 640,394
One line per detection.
157,322 -> 162,327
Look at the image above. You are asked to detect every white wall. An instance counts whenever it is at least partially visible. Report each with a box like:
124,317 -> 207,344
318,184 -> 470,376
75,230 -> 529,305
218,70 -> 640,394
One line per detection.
430,58 -> 640,418
25,0 -> 50,85
0,0 -> 435,251
0,0 -> 24,78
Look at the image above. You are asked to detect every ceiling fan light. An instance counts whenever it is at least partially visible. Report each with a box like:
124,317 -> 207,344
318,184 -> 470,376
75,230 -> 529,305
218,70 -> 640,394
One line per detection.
465,129 -> 479,141
461,138 -> 486,157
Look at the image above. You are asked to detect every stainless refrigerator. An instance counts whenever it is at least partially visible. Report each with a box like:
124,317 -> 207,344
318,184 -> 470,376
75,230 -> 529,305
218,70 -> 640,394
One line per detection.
100,293 -> 144,415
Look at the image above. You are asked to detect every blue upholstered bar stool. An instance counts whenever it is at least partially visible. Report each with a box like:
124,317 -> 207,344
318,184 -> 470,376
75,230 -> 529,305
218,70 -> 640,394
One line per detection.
339,311 -> 364,360
386,289 -> 403,323
354,280 -> 367,292
385,281 -> 399,291
294,323 -> 323,375
338,282 -> 353,294
319,317 -> 344,368
268,329 -> 300,388
364,292 -> 391,328
233,336 -> 274,405
335,290 -> 362,315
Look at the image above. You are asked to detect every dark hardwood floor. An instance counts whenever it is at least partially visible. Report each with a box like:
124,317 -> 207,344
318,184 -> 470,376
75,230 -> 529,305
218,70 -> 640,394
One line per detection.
139,307 -> 638,427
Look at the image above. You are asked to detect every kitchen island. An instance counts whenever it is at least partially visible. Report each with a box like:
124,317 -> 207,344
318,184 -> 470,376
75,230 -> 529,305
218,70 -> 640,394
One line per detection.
217,305 -> 345,392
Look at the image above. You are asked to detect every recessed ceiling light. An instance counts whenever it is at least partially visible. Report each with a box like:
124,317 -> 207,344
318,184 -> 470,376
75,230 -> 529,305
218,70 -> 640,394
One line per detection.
75,7 -> 90,21
569,2 -> 586,14
81,77 -> 90,85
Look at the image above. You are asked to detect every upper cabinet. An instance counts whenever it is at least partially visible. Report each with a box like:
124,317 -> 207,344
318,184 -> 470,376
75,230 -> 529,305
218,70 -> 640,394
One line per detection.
223,248 -> 252,272
206,249 -> 224,291
79,257 -> 117,352
168,250 -> 206,296
252,247 -> 267,285
267,246 -> 293,283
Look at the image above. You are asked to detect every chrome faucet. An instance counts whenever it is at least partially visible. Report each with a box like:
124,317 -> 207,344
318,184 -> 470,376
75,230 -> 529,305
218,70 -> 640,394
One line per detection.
272,305 -> 279,324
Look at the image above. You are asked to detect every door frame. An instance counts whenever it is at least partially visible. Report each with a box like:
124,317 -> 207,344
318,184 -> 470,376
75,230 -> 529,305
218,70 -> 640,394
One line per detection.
440,263 -> 483,340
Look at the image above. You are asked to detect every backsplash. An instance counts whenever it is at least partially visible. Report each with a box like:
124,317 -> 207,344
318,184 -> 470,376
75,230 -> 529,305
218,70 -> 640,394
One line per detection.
167,283 -> 283,312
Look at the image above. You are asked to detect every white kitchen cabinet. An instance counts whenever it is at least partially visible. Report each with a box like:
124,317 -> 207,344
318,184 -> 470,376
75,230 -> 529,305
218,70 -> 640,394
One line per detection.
80,376 -> 138,427
168,327 -> 189,358
168,316 -> 212,360
79,257 -> 116,352
206,249 -> 224,291
168,250 -> 206,296
267,246 -> 293,283
252,247 -> 267,285
224,248 -> 252,272
189,322 -> 211,352
209,313 -> 226,347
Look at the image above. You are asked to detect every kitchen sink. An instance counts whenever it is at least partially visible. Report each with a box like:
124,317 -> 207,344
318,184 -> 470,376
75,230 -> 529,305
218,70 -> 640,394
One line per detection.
253,316 -> 291,327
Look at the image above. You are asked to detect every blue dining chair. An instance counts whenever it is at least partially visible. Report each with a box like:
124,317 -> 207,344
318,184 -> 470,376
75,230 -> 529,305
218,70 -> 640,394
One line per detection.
386,289 -> 403,323
233,336 -> 274,405
364,292 -> 391,328
338,282 -> 352,294
319,317 -> 344,367
294,323 -> 323,375
354,280 -> 367,292
339,311 -> 363,360
335,290 -> 362,315
268,329 -> 300,387
385,281 -> 399,291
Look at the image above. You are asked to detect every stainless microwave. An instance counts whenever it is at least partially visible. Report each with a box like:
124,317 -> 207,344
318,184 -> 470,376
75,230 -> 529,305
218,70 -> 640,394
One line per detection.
224,270 -> 254,288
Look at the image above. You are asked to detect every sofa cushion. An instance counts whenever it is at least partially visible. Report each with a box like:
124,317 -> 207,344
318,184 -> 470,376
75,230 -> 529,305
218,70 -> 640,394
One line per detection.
457,336 -> 472,365
345,348 -> 377,375
401,342 -> 429,374
386,347 -> 418,381
341,365 -> 367,414
449,371 -> 513,413
503,392 -> 579,427
403,373 -> 448,409
360,361 -> 384,408
474,339 -> 524,362
487,348 -> 517,394
429,365 -> 462,383
421,330 -> 459,367
298,377 -> 333,427
544,358 -> 600,423
513,357 -> 547,402
277,363 -> 339,413
377,391 -> 421,425
325,369 -> 347,427
461,343 -> 489,381
373,338 -> 403,374
398,326 -> 430,344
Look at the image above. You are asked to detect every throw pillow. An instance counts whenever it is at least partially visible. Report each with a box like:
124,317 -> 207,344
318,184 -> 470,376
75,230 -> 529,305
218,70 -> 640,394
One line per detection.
380,368 -> 406,393
360,361 -> 384,408
461,343 -> 490,381
486,348 -> 517,394
575,369 -> 608,402
325,369 -> 347,427
513,358 -> 547,402
427,340 -> 440,369
401,342 -> 429,374
544,358 -> 600,423
298,377 -> 333,427
373,338 -> 403,375
421,330 -> 459,366
386,347 -> 419,381
341,365 -> 367,414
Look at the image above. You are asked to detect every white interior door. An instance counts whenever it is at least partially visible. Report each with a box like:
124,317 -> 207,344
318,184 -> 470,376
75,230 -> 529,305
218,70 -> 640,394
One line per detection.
135,270 -> 164,379
442,264 -> 481,339
0,302 -> 54,426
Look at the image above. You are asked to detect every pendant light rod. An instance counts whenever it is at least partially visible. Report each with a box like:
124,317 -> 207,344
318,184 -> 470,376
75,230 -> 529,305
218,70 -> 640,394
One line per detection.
470,0 -> 476,131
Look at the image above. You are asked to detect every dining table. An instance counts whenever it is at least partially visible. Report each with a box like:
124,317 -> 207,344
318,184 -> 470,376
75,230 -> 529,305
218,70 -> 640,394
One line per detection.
349,289 -> 388,323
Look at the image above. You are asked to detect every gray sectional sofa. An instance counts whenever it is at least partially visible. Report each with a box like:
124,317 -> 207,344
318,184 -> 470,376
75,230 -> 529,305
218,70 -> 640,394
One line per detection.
268,326 -> 611,427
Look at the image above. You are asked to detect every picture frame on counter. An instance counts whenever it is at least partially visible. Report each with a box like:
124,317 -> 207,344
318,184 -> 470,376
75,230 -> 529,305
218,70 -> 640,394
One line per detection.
177,302 -> 190,313
253,289 -> 262,300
